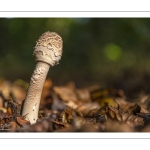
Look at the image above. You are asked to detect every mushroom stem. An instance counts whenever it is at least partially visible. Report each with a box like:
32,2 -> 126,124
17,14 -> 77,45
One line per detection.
22,62 -> 50,124
21,31 -> 63,124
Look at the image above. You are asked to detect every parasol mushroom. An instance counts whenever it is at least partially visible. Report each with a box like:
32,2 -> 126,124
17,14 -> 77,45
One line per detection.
21,31 -> 63,124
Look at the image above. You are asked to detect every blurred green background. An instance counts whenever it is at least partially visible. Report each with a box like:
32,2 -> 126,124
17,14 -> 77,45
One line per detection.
1,18 -> 150,96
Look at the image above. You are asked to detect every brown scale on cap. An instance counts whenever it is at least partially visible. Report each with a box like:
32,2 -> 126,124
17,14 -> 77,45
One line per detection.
34,31 -> 63,66
21,31 -> 63,124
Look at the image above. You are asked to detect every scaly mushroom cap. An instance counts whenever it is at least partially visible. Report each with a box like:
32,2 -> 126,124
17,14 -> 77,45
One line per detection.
33,31 -> 63,66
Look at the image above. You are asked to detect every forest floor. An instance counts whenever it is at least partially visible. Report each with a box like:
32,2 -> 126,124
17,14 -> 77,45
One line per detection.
1,77 -> 150,132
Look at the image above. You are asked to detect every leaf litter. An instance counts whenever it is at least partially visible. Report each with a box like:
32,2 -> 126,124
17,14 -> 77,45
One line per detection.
1,78 -> 150,132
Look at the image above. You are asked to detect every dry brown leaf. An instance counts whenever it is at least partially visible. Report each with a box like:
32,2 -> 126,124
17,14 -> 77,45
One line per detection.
105,106 -> 144,127
16,116 -> 30,127
53,86 -> 79,103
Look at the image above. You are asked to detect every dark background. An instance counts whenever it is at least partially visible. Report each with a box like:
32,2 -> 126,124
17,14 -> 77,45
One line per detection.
1,18 -> 150,97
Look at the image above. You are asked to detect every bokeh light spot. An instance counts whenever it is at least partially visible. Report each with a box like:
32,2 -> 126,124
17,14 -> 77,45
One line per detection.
103,43 -> 123,62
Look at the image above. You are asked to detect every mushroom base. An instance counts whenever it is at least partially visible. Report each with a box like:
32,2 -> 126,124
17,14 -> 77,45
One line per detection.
21,62 -> 50,124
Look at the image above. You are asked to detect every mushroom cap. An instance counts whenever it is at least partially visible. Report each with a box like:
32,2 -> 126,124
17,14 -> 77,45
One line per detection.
33,31 -> 63,66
